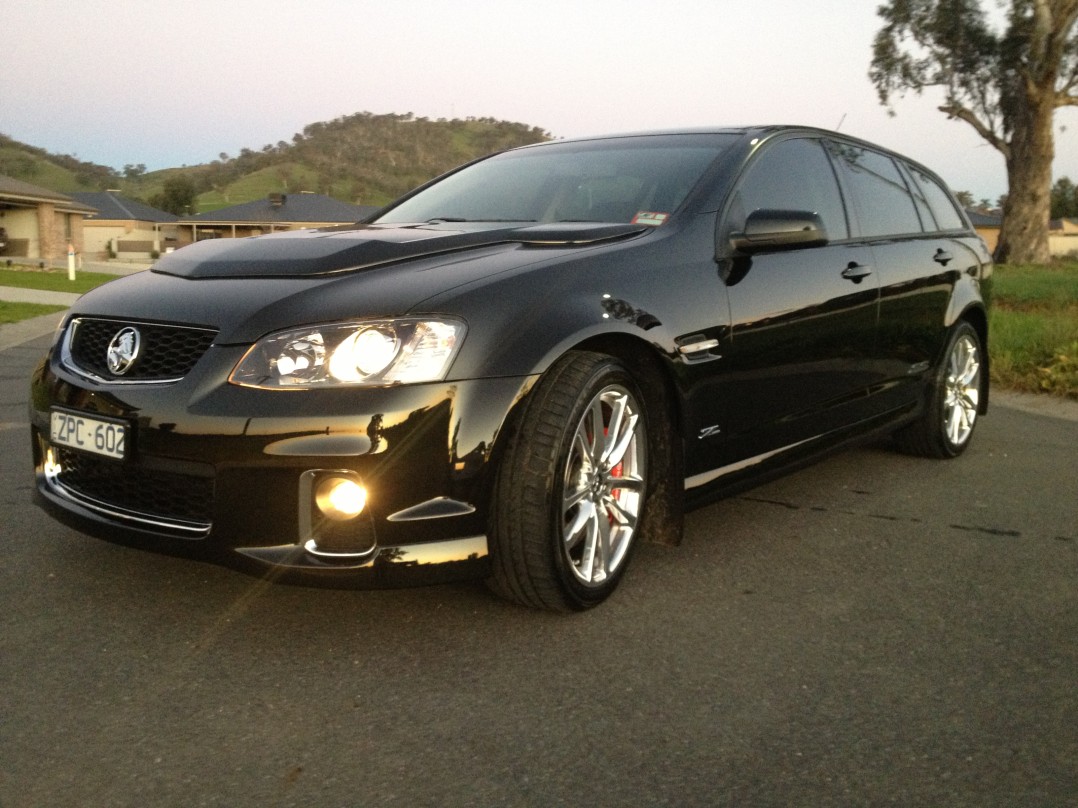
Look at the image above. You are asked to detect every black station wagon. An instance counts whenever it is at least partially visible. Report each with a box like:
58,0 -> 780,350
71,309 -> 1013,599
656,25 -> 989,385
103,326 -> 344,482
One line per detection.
31,126 -> 991,610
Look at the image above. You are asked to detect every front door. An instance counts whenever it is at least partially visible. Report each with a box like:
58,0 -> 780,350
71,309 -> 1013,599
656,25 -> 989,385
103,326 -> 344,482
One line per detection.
717,136 -> 882,463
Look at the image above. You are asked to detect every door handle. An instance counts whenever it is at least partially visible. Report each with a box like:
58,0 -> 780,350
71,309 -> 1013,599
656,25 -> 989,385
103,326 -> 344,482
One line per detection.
934,249 -> 953,266
841,263 -> 873,283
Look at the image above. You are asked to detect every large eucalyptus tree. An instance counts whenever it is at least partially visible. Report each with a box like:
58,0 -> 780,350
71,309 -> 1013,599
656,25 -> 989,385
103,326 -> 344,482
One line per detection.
870,0 -> 1078,263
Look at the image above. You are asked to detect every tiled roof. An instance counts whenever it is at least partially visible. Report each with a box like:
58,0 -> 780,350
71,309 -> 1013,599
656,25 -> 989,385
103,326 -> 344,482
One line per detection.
71,192 -> 178,223
180,193 -> 379,224
965,209 -> 1002,227
0,174 -> 97,213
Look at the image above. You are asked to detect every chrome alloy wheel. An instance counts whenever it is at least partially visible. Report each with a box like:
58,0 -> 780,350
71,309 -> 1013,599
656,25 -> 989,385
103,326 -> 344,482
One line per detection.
943,333 -> 981,448
560,384 -> 646,586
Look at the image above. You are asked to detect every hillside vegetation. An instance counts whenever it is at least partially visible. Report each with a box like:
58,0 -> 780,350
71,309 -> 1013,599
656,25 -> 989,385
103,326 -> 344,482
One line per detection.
0,135 -> 116,192
0,112 -> 550,212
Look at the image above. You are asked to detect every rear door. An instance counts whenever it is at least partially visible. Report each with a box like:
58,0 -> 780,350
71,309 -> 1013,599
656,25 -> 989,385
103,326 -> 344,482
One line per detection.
826,142 -> 970,412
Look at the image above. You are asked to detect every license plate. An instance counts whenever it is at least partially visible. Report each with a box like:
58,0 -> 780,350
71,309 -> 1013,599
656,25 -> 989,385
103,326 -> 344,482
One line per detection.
50,410 -> 128,460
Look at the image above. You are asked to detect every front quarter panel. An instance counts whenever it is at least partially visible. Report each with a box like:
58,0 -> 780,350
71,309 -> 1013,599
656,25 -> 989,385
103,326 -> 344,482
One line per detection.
425,215 -> 729,383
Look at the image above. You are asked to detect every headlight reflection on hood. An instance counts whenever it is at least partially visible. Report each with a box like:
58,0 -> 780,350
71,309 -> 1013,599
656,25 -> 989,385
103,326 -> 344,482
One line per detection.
229,318 -> 466,389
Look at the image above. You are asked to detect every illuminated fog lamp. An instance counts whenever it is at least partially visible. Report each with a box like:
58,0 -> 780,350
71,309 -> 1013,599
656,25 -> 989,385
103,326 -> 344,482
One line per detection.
44,446 -> 62,479
314,475 -> 367,521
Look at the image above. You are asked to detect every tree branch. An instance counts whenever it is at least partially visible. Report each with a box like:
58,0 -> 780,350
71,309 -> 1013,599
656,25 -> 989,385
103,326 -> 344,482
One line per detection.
938,103 -> 1011,157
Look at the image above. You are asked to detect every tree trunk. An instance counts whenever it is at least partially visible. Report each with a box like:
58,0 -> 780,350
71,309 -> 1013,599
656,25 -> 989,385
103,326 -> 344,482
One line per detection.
994,86 -> 1056,264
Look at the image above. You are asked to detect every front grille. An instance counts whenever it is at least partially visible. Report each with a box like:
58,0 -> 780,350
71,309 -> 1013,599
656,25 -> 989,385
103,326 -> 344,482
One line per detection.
66,318 -> 217,382
47,446 -> 214,536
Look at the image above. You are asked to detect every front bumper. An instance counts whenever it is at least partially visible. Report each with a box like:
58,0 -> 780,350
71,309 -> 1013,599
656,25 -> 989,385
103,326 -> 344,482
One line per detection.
30,343 -> 536,587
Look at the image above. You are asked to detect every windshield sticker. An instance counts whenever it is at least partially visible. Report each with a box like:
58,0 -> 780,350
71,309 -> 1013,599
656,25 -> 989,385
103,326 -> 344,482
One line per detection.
632,212 -> 670,227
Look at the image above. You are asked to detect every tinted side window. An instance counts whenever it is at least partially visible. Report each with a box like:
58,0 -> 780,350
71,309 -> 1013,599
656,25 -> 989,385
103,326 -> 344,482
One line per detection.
734,138 -> 849,240
903,163 -> 937,229
826,143 -> 921,238
908,165 -> 966,231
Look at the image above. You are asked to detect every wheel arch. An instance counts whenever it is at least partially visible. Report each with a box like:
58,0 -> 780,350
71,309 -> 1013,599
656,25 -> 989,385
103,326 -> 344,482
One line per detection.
484,330 -> 686,549
559,333 -> 686,547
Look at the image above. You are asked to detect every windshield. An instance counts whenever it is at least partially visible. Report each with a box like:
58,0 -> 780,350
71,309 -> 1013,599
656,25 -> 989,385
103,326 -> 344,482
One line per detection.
375,134 -> 738,225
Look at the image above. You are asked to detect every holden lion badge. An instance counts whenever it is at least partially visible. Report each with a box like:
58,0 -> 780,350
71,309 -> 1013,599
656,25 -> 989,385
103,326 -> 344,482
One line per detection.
106,327 -> 141,375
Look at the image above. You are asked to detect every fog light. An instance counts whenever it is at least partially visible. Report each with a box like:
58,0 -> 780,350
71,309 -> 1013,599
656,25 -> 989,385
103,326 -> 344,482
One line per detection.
44,447 -> 61,476
315,476 -> 367,521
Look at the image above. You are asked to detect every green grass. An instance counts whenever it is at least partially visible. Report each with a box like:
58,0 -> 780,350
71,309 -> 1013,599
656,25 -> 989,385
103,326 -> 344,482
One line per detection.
989,261 -> 1078,398
0,301 -> 67,325
0,145 -> 100,193
988,262 -> 1078,309
0,267 -> 119,295
195,163 -> 326,212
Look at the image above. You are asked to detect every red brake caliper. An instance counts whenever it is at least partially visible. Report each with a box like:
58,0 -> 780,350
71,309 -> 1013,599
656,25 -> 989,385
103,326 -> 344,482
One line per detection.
603,426 -> 623,525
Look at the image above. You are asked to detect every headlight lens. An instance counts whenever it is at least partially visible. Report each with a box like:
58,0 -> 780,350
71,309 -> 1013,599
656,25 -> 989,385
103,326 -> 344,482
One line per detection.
229,318 -> 466,389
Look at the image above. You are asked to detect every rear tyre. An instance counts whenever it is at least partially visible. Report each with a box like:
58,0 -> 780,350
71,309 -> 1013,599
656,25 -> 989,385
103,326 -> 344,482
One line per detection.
488,351 -> 649,611
894,321 -> 983,459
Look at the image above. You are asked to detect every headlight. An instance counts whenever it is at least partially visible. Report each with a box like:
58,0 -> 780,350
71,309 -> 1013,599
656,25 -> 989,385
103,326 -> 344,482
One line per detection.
229,318 -> 466,389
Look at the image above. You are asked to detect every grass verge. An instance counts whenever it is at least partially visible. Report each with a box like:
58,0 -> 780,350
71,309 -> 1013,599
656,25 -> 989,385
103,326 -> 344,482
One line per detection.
989,261 -> 1078,399
0,301 -> 68,325
0,267 -> 120,296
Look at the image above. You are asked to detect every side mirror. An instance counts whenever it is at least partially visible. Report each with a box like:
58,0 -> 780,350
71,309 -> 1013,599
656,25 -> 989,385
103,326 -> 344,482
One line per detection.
729,209 -> 828,254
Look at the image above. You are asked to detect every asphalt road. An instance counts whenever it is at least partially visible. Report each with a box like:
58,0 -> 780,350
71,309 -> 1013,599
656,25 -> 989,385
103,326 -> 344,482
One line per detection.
1,333 -> 1075,808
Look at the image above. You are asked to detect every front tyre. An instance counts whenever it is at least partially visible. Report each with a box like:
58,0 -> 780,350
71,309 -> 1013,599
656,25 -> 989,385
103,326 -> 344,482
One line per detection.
489,352 -> 649,611
895,321 -> 984,458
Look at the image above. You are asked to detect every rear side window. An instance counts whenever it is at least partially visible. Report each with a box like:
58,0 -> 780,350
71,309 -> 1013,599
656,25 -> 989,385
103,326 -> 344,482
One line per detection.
732,138 -> 849,240
826,143 -> 922,238
907,165 -> 966,232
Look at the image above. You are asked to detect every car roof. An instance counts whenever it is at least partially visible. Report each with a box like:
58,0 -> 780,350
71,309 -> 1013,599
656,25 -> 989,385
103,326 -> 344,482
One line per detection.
509,125 -> 900,154
509,126 -> 947,184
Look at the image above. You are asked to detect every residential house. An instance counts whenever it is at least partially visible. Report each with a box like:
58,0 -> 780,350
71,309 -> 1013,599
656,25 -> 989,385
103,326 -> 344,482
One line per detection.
965,208 -> 1002,255
1049,218 -> 1078,258
176,193 -> 378,244
0,174 -> 97,262
966,209 -> 1078,258
70,191 -> 179,260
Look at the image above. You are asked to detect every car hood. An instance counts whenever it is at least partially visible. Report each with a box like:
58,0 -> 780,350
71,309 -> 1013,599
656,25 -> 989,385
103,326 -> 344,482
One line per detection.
67,221 -> 656,345
153,221 -> 648,279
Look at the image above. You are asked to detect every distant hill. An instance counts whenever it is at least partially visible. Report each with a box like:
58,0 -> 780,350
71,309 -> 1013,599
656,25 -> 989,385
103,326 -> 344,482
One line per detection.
0,112 -> 551,213
0,134 -> 117,192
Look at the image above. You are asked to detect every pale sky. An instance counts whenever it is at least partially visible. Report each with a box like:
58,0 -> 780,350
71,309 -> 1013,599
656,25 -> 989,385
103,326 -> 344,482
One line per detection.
3,0 -> 1076,204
